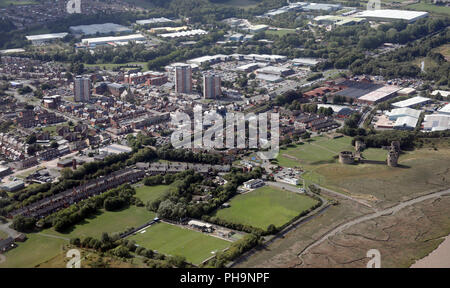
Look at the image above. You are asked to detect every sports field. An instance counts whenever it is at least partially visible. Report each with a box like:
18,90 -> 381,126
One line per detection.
0,233 -> 66,268
211,186 -> 319,230
134,184 -> 171,204
129,222 -> 231,265
43,205 -> 155,239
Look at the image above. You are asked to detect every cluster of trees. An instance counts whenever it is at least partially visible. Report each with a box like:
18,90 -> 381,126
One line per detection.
11,215 -> 37,232
146,167 -> 263,222
338,113 -> 366,137
203,215 -> 265,235
351,24 -> 450,82
275,90 -> 303,107
44,184 -> 137,232
300,104 -> 333,116
352,130 -> 441,151
156,147 -> 222,164
206,233 -> 261,268
127,133 -> 156,151
71,232 -> 187,267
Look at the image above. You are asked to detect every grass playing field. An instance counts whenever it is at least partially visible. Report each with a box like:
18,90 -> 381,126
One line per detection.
0,233 -> 66,268
129,222 -> 231,265
211,186 -> 319,230
134,184 -> 171,204
42,205 -> 155,239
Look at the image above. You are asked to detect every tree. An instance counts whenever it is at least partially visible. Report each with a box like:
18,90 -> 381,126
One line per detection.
26,134 -> 37,144
12,215 -> 36,232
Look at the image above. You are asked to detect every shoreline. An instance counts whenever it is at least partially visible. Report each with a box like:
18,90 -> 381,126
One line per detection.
411,234 -> 450,268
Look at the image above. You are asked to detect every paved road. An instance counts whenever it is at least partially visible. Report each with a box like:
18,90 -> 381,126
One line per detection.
297,188 -> 450,262
0,222 -> 20,239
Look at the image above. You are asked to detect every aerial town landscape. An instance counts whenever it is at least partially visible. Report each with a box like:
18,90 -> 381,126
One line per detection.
0,0 -> 449,272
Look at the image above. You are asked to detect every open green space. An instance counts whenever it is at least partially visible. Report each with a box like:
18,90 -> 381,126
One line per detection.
0,0 -> 37,8
276,136 -> 354,167
42,205 -> 155,239
216,0 -> 258,9
129,222 -> 231,265
211,186 -> 319,230
277,135 -> 450,208
433,43 -> 450,61
134,184 -> 171,204
84,62 -> 149,71
265,29 -> 297,37
0,233 -> 66,268
362,148 -> 388,161
302,147 -> 450,207
406,2 -> 450,16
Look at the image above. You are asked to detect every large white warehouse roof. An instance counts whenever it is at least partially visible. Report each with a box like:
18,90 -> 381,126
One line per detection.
26,33 -> 68,41
82,34 -> 146,46
357,9 -> 428,22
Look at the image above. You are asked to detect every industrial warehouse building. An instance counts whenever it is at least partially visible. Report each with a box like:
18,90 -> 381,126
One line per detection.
423,114 -> 450,132
26,33 -> 68,45
334,80 -> 401,104
136,17 -> 173,25
357,9 -> 429,23
70,23 -> 132,35
392,96 -> 432,108
81,34 -> 146,47
1,180 -> 25,192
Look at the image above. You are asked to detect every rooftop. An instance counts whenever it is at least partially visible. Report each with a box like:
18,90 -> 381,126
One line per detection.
392,96 -> 431,108
357,9 -> 428,22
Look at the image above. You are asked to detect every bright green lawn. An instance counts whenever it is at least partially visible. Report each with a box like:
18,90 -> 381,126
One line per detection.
130,222 -> 231,265
0,233 -> 66,268
211,186 -> 319,230
134,184 -> 171,204
42,206 -> 155,239
362,148 -> 388,161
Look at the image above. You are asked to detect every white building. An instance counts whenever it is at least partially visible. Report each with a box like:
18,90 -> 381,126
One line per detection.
26,33 -> 68,45
438,103 -> 450,116
278,177 -> 299,186
357,9 -> 428,23
70,23 -> 132,35
392,96 -> 431,108
431,90 -> 450,98
136,18 -> 173,25
243,179 -> 265,189
81,34 -> 146,47
423,114 -> 450,132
